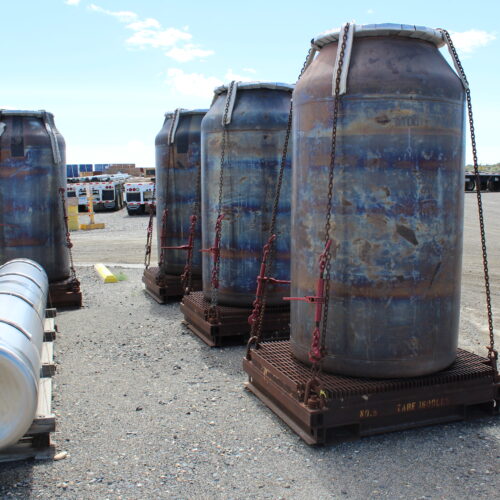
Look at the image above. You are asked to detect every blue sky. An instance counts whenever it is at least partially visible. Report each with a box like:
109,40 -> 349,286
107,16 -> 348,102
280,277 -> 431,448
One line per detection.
1,0 -> 499,167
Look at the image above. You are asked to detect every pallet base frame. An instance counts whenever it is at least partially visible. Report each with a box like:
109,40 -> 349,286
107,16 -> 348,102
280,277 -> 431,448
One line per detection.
180,291 -> 290,347
49,278 -> 82,308
142,267 -> 202,304
243,340 -> 500,445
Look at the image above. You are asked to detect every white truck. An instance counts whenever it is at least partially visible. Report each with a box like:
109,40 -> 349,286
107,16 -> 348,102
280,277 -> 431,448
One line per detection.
67,178 -> 125,212
124,182 -> 156,215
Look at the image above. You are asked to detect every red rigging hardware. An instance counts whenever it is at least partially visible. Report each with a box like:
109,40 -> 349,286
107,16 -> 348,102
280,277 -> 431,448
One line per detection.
143,109 -> 206,303
243,23 -> 499,444
0,109 -> 81,307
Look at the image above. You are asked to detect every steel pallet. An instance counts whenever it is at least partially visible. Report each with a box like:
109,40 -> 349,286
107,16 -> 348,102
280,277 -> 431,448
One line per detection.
142,266 -> 202,304
243,340 -> 500,445
48,277 -> 82,308
180,291 -> 290,347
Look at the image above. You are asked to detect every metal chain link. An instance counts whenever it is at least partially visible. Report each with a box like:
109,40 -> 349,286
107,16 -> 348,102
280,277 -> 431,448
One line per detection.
317,24 -> 350,366
209,81 -> 236,312
250,47 -> 316,346
439,29 -> 497,375
182,150 -> 202,294
144,110 -> 178,271
58,188 -> 80,291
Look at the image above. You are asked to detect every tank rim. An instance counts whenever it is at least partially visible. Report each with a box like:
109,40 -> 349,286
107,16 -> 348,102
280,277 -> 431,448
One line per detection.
313,23 -> 446,49
213,81 -> 294,96
164,108 -> 208,118
0,109 -> 54,118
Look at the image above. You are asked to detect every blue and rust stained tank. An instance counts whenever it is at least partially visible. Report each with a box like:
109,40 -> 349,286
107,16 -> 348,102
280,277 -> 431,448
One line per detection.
155,109 -> 207,277
290,24 -> 466,378
0,110 -> 70,282
201,82 -> 293,307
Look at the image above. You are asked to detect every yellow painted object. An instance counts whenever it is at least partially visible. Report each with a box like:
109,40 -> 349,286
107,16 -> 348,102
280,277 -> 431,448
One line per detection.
67,205 -> 79,231
80,187 -> 105,230
94,263 -> 118,283
80,223 -> 105,230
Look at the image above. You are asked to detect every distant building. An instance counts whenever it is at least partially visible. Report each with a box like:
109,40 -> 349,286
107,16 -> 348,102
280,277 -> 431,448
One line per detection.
66,163 -> 146,178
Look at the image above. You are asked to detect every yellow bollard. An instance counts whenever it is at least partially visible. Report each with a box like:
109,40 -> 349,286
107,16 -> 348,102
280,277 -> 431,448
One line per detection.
80,186 -> 105,230
67,205 -> 79,231
94,263 -> 118,283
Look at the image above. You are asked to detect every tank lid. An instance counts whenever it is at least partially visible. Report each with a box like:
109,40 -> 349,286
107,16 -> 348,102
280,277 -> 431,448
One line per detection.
164,108 -> 208,118
0,109 -> 54,118
313,23 -> 446,49
213,81 -> 294,95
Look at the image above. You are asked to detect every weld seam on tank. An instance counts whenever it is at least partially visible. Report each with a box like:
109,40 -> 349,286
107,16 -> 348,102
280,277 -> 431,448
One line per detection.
0,272 -> 45,291
0,318 -> 32,341
0,291 -> 43,323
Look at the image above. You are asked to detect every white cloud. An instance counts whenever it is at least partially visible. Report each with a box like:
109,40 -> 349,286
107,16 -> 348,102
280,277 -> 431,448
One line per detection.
65,0 -> 81,5
165,44 -> 214,62
166,69 -> 223,99
366,8 -> 374,14
449,29 -> 496,54
89,4 -> 138,23
126,18 -> 161,31
224,69 -> 254,82
242,68 -> 257,74
89,4 -> 213,62
127,28 -> 191,49
66,140 -> 154,168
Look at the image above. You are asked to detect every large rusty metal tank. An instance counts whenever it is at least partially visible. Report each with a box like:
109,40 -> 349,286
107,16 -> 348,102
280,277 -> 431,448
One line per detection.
0,110 -> 70,282
0,259 -> 48,450
201,82 -> 293,307
155,109 -> 207,277
290,24 -> 466,378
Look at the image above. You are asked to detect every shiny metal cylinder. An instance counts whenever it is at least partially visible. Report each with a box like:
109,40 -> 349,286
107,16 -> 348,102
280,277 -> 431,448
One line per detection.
290,25 -> 466,377
155,109 -> 207,276
0,110 -> 70,282
202,82 -> 293,307
0,258 -> 48,450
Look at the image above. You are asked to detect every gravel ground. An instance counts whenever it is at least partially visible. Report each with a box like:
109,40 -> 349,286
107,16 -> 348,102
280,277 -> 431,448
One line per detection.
0,195 -> 499,499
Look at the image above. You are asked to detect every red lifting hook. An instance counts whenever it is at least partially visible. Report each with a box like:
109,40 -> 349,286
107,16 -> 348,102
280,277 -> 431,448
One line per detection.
200,214 -> 225,289
248,234 -> 291,327
283,239 -> 332,363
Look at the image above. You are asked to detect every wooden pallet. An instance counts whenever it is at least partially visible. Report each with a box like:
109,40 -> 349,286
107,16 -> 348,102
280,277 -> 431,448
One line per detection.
0,314 -> 57,463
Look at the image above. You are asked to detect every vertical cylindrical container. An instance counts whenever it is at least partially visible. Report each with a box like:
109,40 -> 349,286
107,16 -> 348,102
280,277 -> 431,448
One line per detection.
155,109 -> 207,277
0,259 -> 48,450
290,24 -> 466,378
0,110 -> 70,282
201,82 -> 293,307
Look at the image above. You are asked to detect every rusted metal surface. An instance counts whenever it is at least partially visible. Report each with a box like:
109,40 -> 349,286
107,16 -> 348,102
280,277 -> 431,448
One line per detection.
201,83 -> 293,307
291,28 -> 466,377
142,266 -> 201,304
48,278 -> 82,308
0,111 -> 70,282
155,109 -> 207,277
181,291 -> 289,347
243,340 -> 500,445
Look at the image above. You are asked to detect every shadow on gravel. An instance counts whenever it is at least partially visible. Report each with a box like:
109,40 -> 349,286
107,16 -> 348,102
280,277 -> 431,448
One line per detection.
292,417 -> 500,498
0,460 -> 34,497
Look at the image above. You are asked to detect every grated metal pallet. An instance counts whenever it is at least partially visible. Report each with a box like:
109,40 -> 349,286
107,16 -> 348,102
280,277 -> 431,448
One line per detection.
243,340 -> 500,445
142,266 -> 202,304
49,278 -> 82,308
181,291 -> 290,347
0,314 -> 57,463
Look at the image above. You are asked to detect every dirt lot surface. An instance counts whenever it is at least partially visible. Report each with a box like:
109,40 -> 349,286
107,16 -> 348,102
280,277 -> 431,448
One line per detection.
0,195 -> 499,499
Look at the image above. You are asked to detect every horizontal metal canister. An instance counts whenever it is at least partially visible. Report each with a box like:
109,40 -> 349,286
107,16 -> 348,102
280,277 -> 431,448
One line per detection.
0,259 -> 48,450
